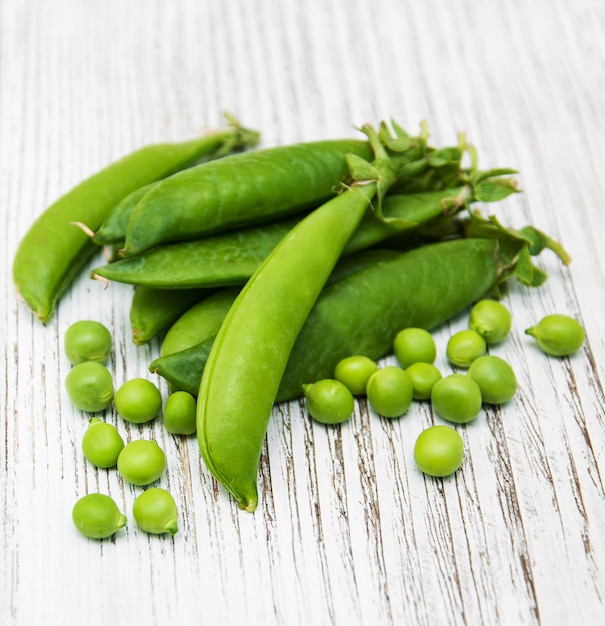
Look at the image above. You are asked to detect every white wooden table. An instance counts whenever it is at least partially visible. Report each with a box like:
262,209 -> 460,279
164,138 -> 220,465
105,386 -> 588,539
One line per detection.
2,1 -> 604,624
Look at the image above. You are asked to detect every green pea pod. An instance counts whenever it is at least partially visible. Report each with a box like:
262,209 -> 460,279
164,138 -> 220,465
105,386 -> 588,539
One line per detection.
196,124 -> 401,512
12,116 -> 260,322
121,138 -> 376,257
90,187 -> 468,289
93,182 -> 158,246
130,286 -> 214,345
94,118 -> 266,247
151,234 -> 548,401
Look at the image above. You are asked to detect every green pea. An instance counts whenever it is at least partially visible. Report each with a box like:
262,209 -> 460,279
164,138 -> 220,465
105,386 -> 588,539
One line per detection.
65,361 -> 114,413
72,493 -> 127,539
114,378 -> 162,424
467,355 -> 517,404
133,488 -> 178,535
117,439 -> 166,486
405,362 -> 442,400
163,391 -> 197,435
446,329 -> 486,368
81,417 -> 124,468
431,373 -> 482,423
525,314 -> 585,357
393,327 -> 437,367
302,379 -> 355,425
64,320 -> 112,365
468,299 -> 512,344
366,366 -> 414,418
333,355 -> 379,395
414,425 -> 464,477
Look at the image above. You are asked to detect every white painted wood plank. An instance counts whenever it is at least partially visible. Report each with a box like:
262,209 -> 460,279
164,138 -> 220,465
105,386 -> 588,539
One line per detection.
1,1 -> 604,625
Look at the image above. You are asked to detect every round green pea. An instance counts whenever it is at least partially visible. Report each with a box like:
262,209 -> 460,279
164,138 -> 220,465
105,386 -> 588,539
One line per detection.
72,493 -> 127,539
431,373 -> 483,423
366,366 -> 414,418
405,362 -> 442,400
133,488 -> 179,535
64,320 -> 112,365
414,425 -> 464,477
468,355 -> 518,404
81,417 -> 124,468
303,379 -> 355,425
468,299 -> 512,344
163,391 -> 197,435
65,361 -> 114,413
117,439 -> 166,486
114,378 -> 162,424
334,355 -> 379,395
446,329 -> 486,368
393,327 -> 437,367
525,314 -> 585,356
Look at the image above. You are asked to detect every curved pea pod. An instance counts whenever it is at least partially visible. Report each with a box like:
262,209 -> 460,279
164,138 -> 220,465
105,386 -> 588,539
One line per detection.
130,286 -> 214,345
89,187 -> 468,289
12,117 -> 260,322
120,138 -> 375,256
195,123 -> 404,512
94,216 -> 304,288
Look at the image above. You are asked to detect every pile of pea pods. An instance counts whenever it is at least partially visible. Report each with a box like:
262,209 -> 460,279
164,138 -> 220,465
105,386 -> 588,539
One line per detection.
13,115 -> 582,519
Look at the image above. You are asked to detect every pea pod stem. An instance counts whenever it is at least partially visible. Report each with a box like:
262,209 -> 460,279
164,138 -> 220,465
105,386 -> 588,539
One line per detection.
197,123 -> 399,512
12,114 -> 259,322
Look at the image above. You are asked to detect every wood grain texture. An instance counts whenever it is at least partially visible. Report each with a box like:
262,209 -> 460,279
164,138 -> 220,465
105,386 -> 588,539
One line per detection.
1,1 -> 604,625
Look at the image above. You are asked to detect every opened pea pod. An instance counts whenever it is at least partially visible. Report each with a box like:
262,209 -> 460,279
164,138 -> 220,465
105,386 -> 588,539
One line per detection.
12,115 -> 259,322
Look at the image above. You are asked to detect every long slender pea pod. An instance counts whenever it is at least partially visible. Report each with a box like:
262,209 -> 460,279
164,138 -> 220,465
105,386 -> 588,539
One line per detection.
94,216 -> 303,288
91,175 -> 518,289
151,225 -> 568,401
130,286 -> 215,345
196,125 -> 403,512
121,138 -> 378,256
12,117 -> 260,322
